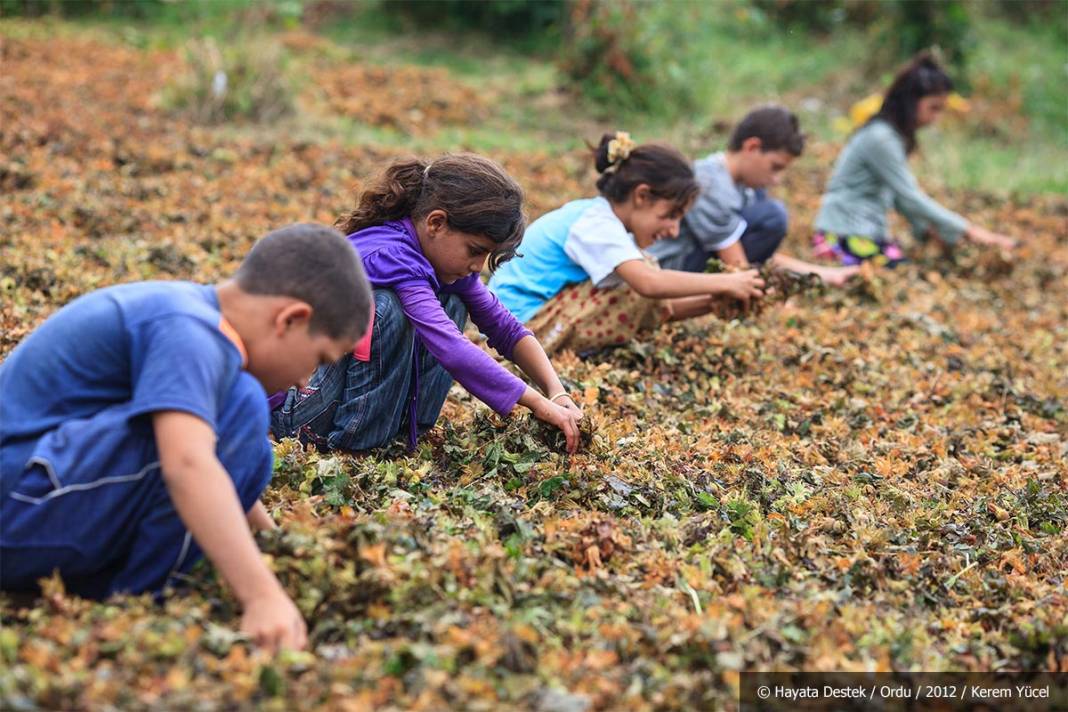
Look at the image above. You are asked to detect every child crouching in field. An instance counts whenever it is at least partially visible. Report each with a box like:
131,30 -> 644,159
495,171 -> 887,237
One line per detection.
648,105 -> 859,286
813,52 -> 1015,266
0,224 -> 373,651
488,132 -> 765,356
270,154 -> 585,454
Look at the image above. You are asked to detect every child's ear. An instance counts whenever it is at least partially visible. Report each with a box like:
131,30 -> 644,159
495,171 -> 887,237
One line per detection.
425,209 -> 448,235
274,301 -> 313,336
742,137 -> 764,153
632,183 -> 652,207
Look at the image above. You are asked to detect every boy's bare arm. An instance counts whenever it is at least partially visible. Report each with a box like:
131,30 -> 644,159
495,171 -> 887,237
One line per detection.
715,241 -> 750,268
152,410 -> 306,651
247,500 -> 277,531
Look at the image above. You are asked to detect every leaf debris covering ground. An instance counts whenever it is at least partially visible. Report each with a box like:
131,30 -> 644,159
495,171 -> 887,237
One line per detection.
2,30 -> 1067,712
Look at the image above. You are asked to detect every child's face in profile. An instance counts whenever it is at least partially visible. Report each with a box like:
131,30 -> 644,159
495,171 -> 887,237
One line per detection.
629,195 -> 687,249
421,215 -> 500,284
249,319 -> 355,394
916,93 -> 947,128
738,145 -> 795,190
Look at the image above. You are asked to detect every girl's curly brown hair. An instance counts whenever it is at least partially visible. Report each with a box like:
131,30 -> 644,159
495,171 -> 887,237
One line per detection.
337,154 -> 526,272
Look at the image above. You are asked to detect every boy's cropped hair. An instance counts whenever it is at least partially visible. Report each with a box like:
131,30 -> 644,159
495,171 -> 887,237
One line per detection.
236,223 -> 372,341
728,105 -> 805,156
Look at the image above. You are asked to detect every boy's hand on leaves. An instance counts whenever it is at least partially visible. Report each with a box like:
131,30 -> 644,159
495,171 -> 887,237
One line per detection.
241,586 -> 307,652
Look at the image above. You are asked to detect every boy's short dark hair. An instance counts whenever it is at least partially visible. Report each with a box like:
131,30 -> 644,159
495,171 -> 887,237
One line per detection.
236,223 -> 372,341
727,105 -> 805,156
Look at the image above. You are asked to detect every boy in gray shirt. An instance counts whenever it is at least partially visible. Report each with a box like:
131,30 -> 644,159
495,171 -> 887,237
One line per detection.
649,105 -> 858,286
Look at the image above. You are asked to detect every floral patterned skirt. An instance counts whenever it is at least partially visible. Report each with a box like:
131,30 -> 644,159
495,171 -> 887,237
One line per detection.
526,281 -> 671,356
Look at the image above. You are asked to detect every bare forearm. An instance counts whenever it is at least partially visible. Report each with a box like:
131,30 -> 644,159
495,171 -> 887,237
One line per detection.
715,241 -> 750,268
665,296 -> 714,321
511,335 -> 565,397
164,458 -> 281,604
625,267 -> 742,299
247,499 -> 277,531
768,253 -> 819,275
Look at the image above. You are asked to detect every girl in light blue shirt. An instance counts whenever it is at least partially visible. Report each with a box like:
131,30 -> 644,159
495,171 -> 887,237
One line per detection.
490,132 -> 766,355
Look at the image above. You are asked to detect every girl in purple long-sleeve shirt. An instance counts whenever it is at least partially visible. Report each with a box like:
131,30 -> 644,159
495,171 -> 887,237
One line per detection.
271,154 -> 584,453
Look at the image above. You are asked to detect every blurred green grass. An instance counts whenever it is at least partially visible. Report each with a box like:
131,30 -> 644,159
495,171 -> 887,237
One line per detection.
2,0 -> 1065,194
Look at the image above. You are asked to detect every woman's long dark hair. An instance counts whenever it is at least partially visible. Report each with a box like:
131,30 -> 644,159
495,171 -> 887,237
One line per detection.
873,51 -> 954,154
337,154 -> 525,271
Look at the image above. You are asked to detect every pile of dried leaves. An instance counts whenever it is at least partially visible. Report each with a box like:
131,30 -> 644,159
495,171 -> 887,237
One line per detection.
1,28 -> 1066,712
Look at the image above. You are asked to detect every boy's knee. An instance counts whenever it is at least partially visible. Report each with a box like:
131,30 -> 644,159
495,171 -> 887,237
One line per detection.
764,199 -> 788,237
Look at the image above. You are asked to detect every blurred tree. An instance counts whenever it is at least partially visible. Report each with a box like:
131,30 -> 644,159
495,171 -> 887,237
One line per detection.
0,0 -> 164,18
751,0 -> 973,79
382,0 -> 566,37
557,0 -> 694,114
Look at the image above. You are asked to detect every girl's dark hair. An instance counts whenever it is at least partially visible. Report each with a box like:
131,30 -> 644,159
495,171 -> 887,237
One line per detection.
337,154 -> 525,271
873,51 -> 954,154
592,133 -> 699,212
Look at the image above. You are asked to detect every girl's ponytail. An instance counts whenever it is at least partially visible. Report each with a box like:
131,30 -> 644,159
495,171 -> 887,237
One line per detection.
592,131 -> 698,210
337,158 -> 428,235
873,50 -> 954,154
337,154 -> 525,272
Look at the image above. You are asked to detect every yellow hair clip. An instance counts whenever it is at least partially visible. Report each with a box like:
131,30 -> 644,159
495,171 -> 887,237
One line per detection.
605,131 -> 636,172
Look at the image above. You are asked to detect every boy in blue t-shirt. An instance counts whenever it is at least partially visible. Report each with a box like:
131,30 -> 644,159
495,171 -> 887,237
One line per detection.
0,223 -> 372,652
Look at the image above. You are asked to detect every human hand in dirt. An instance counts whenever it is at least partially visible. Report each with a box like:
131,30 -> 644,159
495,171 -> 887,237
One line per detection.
241,586 -> 308,652
532,397 -> 584,454
966,225 -> 1017,250
811,264 -> 861,287
718,269 -> 765,303
555,394 -> 584,419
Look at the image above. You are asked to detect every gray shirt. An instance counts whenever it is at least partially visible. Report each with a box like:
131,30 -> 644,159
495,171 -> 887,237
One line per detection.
648,152 -> 751,265
815,119 -> 968,244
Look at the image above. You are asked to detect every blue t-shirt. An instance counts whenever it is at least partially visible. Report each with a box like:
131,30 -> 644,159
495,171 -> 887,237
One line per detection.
488,197 -> 645,323
0,281 -> 252,499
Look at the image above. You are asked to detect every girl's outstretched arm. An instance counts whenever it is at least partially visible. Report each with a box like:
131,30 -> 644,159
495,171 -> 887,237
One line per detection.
512,335 -> 584,452
511,335 -> 583,412
964,224 -> 1016,250
614,259 -> 765,303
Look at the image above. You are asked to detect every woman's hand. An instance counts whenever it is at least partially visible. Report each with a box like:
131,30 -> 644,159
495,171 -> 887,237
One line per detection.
966,225 -> 1017,250
531,395 -> 584,454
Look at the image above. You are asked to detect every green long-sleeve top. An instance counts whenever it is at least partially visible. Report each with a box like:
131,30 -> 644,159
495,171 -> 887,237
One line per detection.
815,119 -> 969,244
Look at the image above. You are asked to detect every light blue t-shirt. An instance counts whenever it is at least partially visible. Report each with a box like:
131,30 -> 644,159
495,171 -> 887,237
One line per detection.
0,281 -> 254,499
489,197 -> 645,323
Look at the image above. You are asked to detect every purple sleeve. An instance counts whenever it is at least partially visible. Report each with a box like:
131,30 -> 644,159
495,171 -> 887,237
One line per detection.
454,276 -> 532,360
394,282 -> 527,417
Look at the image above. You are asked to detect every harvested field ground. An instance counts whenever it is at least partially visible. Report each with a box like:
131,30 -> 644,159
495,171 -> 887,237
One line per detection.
1,31 -> 1066,712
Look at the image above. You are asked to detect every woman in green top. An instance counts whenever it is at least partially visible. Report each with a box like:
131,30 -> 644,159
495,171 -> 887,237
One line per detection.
813,52 -> 1015,266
